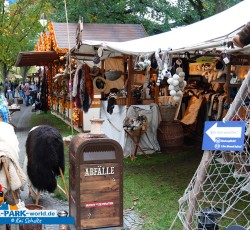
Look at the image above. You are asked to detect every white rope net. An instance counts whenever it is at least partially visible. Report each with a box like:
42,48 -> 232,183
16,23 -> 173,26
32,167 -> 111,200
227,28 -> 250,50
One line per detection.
175,71 -> 250,229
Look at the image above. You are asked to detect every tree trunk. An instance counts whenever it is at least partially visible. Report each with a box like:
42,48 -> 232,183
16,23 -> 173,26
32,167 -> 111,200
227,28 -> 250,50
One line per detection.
21,66 -> 30,82
1,63 -> 8,80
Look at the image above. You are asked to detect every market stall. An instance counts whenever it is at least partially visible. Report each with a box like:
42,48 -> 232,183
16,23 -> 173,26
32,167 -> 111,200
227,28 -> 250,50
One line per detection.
70,0 -> 250,154
16,21 -> 148,132
15,0 -> 250,154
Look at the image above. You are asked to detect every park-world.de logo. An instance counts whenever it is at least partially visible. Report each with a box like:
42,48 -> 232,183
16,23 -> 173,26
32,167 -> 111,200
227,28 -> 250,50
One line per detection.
0,184 -> 74,225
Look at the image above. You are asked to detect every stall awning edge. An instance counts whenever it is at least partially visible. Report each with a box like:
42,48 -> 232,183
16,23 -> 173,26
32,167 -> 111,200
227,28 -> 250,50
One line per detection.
15,51 -> 59,67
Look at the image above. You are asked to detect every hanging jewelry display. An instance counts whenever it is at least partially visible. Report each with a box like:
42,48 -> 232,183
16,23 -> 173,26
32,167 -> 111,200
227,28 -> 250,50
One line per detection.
155,48 -> 173,86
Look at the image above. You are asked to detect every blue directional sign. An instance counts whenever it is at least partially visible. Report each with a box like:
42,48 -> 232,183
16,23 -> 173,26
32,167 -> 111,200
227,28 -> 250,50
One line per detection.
202,121 -> 245,151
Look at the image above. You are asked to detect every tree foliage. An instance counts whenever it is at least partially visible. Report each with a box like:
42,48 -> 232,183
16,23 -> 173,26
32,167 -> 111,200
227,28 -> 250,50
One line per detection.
0,0 -> 243,80
46,0 -> 242,35
0,0 -> 45,78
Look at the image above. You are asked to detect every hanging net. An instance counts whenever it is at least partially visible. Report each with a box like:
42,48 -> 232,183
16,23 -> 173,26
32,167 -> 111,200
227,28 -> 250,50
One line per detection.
174,71 -> 250,229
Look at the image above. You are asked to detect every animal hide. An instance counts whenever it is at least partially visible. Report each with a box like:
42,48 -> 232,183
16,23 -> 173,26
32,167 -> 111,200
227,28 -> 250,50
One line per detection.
0,122 -> 26,193
82,90 -> 90,113
0,122 -> 19,159
0,151 -> 27,193
84,64 -> 94,101
181,96 -> 204,125
107,97 -> 116,115
26,125 -> 65,193
73,64 -> 83,108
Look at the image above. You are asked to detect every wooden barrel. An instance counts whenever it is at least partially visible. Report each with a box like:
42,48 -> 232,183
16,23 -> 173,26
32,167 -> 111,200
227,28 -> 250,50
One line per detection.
157,121 -> 184,149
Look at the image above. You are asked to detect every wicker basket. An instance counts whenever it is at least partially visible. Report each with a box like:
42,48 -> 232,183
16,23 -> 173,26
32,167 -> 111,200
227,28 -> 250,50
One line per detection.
157,121 -> 184,149
123,115 -> 148,137
143,99 -> 154,105
127,123 -> 148,137
116,97 -> 126,105
159,105 -> 177,122
116,97 -> 137,105
105,70 -> 122,81
17,98 -> 23,104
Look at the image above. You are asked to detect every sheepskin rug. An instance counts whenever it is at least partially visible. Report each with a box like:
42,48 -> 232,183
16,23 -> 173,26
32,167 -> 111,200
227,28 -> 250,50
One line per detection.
26,125 -> 65,193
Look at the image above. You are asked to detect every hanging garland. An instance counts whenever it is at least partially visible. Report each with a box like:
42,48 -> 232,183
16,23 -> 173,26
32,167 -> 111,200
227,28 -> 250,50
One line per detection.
47,64 -> 58,110
35,22 -> 69,54
72,107 -> 80,127
48,22 -> 69,54
34,22 -> 79,124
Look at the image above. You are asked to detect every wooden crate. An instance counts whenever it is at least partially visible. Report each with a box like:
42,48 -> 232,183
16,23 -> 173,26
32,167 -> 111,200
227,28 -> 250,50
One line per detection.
17,98 -> 23,104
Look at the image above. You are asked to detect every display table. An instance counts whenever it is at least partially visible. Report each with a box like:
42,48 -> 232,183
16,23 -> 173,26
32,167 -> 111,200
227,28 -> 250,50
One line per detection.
8,105 -> 21,129
124,128 -> 148,160
100,101 -> 160,157
8,105 -> 21,114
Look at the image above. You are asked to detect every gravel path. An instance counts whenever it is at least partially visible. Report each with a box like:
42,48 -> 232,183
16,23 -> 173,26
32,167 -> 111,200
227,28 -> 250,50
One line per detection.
9,104 -> 143,230
10,104 -> 69,213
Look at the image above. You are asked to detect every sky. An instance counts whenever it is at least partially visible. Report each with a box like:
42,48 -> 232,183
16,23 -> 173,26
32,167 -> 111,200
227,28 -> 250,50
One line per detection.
8,0 -> 17,5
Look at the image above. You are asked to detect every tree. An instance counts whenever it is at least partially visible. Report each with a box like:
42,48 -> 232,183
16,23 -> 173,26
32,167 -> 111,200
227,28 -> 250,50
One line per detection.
45,0 -> 242,35
0,0 -> 243,82
168,0 -> 242,27
0,0 -> 46,80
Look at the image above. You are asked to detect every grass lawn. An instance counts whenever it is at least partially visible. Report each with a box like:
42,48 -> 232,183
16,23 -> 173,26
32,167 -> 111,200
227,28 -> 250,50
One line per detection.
30,111 -> 203,229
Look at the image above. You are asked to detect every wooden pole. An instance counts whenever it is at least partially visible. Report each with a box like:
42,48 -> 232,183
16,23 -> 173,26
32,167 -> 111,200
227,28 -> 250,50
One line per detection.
59,167 -> 69,202
174,96 -> 183,120
127,55 -> 133,107
183,151 -> 212,229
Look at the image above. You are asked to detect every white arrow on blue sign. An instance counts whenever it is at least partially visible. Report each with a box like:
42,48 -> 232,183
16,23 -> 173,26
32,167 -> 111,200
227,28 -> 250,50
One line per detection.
202,121 -> 246,151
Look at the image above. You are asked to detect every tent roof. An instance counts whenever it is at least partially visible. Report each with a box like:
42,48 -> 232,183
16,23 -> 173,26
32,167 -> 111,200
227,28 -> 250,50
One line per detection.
52,22 -> 77,50
52,22 -> 147,50
75,0 -> 250,57
16,23 -> 148,66
15,51 -> 59,67
81,23 -> 148,42
70,23 -> 148,61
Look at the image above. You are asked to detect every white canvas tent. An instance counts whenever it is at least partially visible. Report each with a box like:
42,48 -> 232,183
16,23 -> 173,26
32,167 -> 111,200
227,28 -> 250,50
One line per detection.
73,0 -> 250,57
70,0 -> 250,157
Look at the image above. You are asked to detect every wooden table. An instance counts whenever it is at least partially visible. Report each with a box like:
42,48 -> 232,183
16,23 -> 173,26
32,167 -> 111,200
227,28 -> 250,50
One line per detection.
124,128 -> 148,160
8,106 -> 21,129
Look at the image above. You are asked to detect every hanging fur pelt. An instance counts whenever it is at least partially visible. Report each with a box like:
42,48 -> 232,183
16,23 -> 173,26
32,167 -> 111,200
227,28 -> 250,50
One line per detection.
25,125 -> 65,193
107,88 -> 119,115
81,64 -> 93,113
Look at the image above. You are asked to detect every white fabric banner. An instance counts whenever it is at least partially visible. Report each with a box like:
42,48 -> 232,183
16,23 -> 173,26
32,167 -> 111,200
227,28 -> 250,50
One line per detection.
100,101 -> 161,157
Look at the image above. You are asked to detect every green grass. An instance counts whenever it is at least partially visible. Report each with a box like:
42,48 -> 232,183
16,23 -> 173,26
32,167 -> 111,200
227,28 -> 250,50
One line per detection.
123,151 -> 202,229
30,111 -> 77,137
30,111 -> 203,229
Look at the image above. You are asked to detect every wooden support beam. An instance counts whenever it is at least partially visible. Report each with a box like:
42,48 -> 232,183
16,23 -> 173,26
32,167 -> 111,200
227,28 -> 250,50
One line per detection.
0,158 -> 18,204
127,55 -> 133,107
